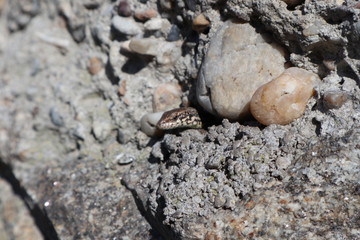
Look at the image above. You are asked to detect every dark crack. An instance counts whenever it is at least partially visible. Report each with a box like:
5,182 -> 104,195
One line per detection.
0,159 -> 59,240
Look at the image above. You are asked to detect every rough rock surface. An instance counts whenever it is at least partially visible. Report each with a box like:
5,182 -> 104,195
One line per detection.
125,116 -> 360,238
1,0 -> 360,239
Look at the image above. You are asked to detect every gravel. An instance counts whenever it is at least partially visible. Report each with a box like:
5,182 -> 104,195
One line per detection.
0,0 -> 360,239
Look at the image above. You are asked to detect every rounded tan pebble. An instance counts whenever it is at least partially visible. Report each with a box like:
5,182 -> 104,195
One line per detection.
118,80 -> 127,96
0,0 -> 5,12
129,38 -> 158,56
87,57 -> 103,75
153,83 -> 182,112
192,14 -> 210,33
323,90 -> 349,109
250,67 -> 319,125
134,9 -> 158,22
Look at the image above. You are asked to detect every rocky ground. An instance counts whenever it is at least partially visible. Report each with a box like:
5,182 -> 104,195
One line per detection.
0,0 -> 360,239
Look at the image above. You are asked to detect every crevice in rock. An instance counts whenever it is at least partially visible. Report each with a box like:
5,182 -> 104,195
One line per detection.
120,55 -> 149,75
121,180 -> 169,240
311,117 -> 322,136
105,60 -> 121,85
337,59 -> 360,86
0,159 -> 59,240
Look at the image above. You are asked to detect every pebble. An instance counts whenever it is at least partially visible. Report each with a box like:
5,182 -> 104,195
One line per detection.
87,57 -> 103,75
140,112 -> 164,137
92,119 -> 113,141
115,152 -> 135,165
57,1 -> 86,42
118,80 -> 127,96
7,0 -> 41,31
36,32 -> 70,51
134,9 -> 158,22
68,22 -> 86,43
250,67 -> 319,125
120,40 -> 132,52
192,14 -> 210,33
323,90 -> 349,109
0,0 -> 5,12
49,108 -> 64,127
159,0 -> 172,10
117,129 -> 129,144
153,83 -> 182,112
144,18 -> 168,31
129,38 -> 158,56
197,21 -> 287,120
167,25 -> 181,41
129,39 -> 181,65
112,16 -> 142,36
104,143 -> 134,165
73,123 -> 86,140
83,0 -> 102,9
20,0 -> 41,13
155,41 -> 181,66
117,0 -> 132,17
